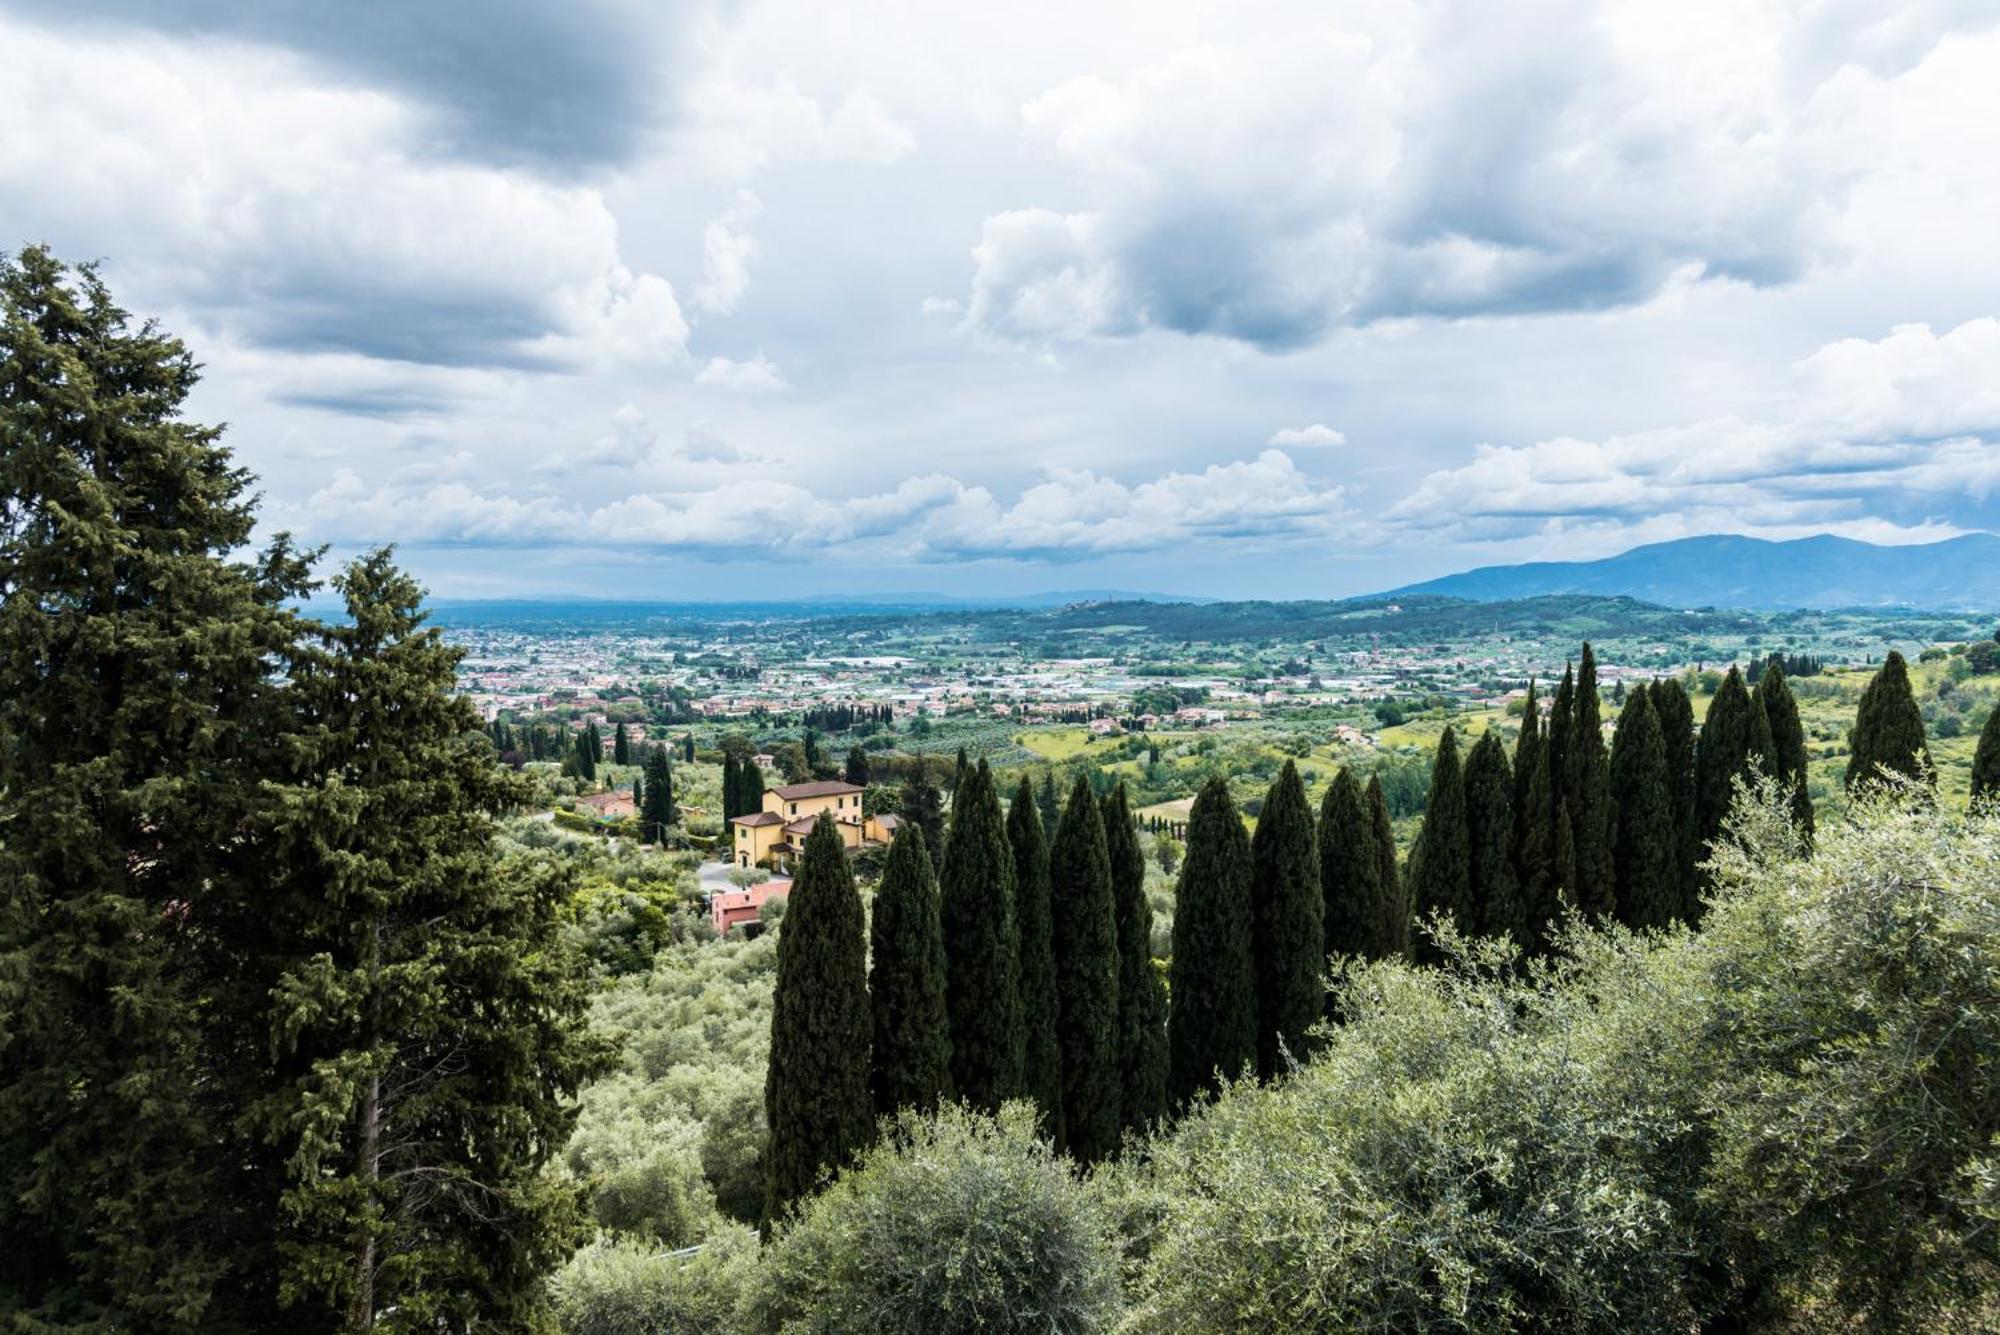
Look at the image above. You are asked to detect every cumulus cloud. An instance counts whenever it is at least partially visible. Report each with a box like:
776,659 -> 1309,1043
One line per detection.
961,0 -> 1999,349
285,446 -> 1351,563
0,14 -> 689,371
1268,424 -> 1346,448
696,353 -> 790,393
693,191 -> 763,316
1387,318 -> 2000,542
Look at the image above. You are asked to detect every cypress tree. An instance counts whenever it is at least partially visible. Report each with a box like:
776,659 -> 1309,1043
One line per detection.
613,723 -> 631,766
1845,650 -> 1931,792
1648,678 -> 1701,919
1695,667 -> 1770,876
640,746 -> 676,842
1248,762 -> 1324,1078
683,733 -> 696,764
1103,784 -> 1168,1133
937,761 -> 1024,1110
1971,703 -> 2000,804
259,554 -> 607,1326
1047,779 -> 1121,1162
1318,768 -> 1386,962
0,246 -> 314,1323
869,824 -> 951,1118
1410,727 -> 1471,964
763,816 -> 873,1230
1167,778 -> 1256,1107
1365,774 -> 1408,957
1565,644 -> 1614,920
1006,776 -> 1063,1141
1463,732 -> 1521,945
1038,769 -> 1062,843
899,766 -> 947,856
1607,687 -> 1679,930
1513,687 -> 1559,953
1552,797 -> 1578,924
844,744 -> 870,787
1547,665 -> 1576,821
722,753 -> 741,820
738,754 -> 766,818
952,745 -> 970,793
574,723 -> 600,782
1754,660 -> 1815,836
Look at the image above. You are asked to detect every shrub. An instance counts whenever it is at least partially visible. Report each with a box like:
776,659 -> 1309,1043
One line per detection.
551,1228 -> 757,1335
747,1103 -> 1119,1334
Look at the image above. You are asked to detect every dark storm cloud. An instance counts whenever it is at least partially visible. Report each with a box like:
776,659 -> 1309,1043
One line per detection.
2,0 -> 693,170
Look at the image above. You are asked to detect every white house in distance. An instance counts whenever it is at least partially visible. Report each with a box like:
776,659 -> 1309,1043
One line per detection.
728,779 -> 898,871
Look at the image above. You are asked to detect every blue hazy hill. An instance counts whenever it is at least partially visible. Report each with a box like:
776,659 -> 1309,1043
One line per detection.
1386,533 -> 2000,611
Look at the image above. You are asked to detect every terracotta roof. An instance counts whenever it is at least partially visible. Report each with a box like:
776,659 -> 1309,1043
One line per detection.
769,779 -> 864,800
783,817 -> 818,835
731,811 -> 783,827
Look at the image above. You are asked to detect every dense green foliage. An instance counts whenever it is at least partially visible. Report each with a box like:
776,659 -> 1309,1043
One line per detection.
763,818 -> 873,1230
1048,778 -> 1122,1162
1248,761 -> 1324,1078
1006,776 -> 1064,1140
1102,784 -> 1168,1133
868,825 -> 951,1117
938,761 -> 1025,1109
897,767 -> 946,856
1846,650 -> 1932,791
1167,778 -> 1256,1106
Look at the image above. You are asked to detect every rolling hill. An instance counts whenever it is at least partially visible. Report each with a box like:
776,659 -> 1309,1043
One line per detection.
1385,534 -> 2000,611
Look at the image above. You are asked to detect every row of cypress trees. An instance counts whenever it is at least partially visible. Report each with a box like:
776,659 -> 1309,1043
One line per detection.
721,750 -> 768,820
763,763 -> 1173,1230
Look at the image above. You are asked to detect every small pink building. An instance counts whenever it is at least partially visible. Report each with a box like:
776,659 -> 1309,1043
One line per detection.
710,877 -> 792,936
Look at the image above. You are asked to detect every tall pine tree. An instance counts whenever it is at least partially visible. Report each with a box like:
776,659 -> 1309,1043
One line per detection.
1463,732 -> 1521,945
1167,778 -> 1256,1107
937,762 -> 1024,1110
1047,779 -> 1121,1162
1410,727 -> 1471,964
1565,644 -> 1615,919
764,817 -> 872,1231
1365,775 -> 1408,957
1607,687 -> 1679,930
868,823 -> 951,1118
259,553 -> 606,1328
1318,768 -> 1387,962
1249,762 -> 1324,1078
1006,776 -> 1063,1141
1103,784 -> 1168,1133
1754,660 -> 1815,836
0,245 -> 315,1324
1845,650 -> 1931,792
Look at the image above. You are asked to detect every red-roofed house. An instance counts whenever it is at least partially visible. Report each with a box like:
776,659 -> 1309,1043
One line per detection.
710,877 -> 792,935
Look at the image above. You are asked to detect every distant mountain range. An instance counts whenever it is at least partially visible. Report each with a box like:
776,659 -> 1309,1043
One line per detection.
1386,534 -> 2000,611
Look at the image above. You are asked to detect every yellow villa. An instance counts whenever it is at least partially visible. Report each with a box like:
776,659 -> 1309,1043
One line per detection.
728,778 -> 898,870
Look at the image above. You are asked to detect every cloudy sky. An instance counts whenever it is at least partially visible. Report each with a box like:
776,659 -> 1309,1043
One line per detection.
4,0 -> 1999,599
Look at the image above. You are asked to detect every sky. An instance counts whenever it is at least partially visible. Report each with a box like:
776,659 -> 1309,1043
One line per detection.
3,0 -> 1999,600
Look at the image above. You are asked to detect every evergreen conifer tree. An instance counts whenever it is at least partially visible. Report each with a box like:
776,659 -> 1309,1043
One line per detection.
1047,779 -> 1122,1161
1695,667 -> 1770,879
259,554 -> 607,1326
844,744 -> 870,786
937,762 -> 1025,1110
1167,778 -> 1257,1107
722,753 -> 742,820
1103,784 -> 1168,1132
1845,650 -> 1932,792
640,746 -> 676,842
1552,797 -> 1578,923
1318,769 -> 1386,963
1607,687 -> 1679,930
613,723 -> 631,766
1648,678 -> 1701,919
738,754 -> 766,819
764,816 -> 873,1230
1248,762 -> 1324,1078
1038,769 -> 1063,843
1365,775 -> 1407,957
1565,644 -> 1615,919
683,733 -> 696,763
1547,665 -> 1576,818
1754,660 -> 1815,836
1006,776 -> 1064,1141
1463,732 -> 1522,945
953,746 -> 970,792
899,767 -> 947,858
575,723 -> 600,782
1513,686 -> 1559,952
0,246 -> 315,1323
868,824 -> 951,1118
1972,703 -> 2000,803
1410,728 -> 1471,964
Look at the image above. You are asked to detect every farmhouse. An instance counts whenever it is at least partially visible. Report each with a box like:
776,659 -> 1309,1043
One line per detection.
728,779 -> 899,870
